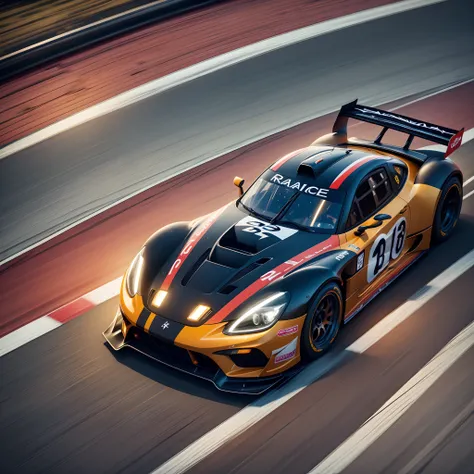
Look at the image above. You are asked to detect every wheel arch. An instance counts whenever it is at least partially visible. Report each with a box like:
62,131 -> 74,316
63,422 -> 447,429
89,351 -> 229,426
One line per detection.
415,153 -> 463,190
281,250 -> 356,320
299,277 -> 345,360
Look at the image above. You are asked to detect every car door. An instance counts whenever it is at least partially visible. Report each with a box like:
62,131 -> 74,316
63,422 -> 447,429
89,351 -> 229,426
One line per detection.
342,166 -> 410,319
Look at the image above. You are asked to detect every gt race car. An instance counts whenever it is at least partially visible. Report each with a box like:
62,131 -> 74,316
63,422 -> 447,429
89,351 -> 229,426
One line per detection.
104,100 -> 465,394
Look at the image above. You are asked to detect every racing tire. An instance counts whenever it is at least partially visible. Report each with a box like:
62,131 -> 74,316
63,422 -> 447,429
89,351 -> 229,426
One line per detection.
431,175 -> 463,245
300,282 -> 343,362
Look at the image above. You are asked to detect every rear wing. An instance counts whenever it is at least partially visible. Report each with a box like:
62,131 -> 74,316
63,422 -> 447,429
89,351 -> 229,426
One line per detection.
332,99 -> 464,158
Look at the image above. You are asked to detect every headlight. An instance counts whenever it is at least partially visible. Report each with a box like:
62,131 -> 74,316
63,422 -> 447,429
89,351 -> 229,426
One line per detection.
125,249 -> 145,297
224,292 -> 289,335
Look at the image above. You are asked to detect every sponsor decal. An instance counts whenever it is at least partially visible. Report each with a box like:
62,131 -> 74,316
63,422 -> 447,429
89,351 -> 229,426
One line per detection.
335,250 -> 350,261
206,235 -> 339,324
277,325 -> 299,337
273,337 -> 298,364
161,321 -> 170,330
445,129 -> 464,157
271,174 -> 330,199
260,243 -> 335,283
160,205 -> 227,291
356,252 -> 365,272
367,217 -> 406,283
275,350 -> 296,364
348,243 -> 360,251
235,216 -> 297,241
356,107 -> 452,136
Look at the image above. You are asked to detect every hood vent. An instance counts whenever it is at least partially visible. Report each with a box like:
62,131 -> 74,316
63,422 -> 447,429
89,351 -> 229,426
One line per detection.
297,149 -> 349,177
219,228 -> 260,255
181,248 -> 211,286
218,257 -> 271,294
209,244 -> 252,268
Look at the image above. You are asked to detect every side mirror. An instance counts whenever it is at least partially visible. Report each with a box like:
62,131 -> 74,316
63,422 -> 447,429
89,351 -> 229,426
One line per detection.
355,213 -> 391,236
234,176 -> 245,196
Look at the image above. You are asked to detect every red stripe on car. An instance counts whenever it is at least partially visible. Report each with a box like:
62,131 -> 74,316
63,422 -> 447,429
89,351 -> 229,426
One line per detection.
329,156 -> 374,189
206,235 -> 339,324
160,205 -> 227,291
271,148 -> 306,171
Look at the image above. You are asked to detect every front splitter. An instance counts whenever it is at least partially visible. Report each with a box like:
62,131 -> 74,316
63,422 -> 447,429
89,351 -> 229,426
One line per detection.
103,313 -> 300,395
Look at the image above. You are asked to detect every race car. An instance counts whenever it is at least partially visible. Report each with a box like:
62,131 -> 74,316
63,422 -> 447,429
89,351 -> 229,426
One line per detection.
103,100 -> 465,394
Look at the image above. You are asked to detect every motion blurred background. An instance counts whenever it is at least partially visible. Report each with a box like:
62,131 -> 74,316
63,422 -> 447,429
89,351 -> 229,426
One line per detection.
1,0 -> 159,56
1,1 -> 473,473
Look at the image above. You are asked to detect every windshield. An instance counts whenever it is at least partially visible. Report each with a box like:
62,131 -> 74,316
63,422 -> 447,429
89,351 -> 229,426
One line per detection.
239,177 -> 342,233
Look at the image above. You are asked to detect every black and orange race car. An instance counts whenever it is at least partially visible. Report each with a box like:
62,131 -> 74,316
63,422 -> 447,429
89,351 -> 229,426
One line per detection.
104,100 -> 465,394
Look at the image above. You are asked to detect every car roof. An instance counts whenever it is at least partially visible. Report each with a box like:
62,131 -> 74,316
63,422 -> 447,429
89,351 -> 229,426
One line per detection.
266,145 -> 406,194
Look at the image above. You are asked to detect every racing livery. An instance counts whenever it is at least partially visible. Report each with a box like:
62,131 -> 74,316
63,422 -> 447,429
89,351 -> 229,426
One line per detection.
104,100 -> 465,394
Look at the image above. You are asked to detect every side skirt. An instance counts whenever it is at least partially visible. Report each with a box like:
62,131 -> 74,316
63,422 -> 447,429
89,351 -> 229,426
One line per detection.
344,250 -> 427,324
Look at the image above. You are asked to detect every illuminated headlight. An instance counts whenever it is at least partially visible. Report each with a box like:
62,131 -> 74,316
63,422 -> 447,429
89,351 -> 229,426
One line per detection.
125,249 -> 145,297
224,292 -> 289,335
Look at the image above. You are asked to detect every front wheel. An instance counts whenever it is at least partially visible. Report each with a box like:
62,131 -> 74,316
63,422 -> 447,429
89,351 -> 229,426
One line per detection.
431,175 -> 463,245
300,282 -> 343,362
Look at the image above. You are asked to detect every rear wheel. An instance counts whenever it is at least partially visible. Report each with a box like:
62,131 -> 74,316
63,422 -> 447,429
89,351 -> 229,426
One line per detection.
431,175 -> 462,245
300,282 -> 343,362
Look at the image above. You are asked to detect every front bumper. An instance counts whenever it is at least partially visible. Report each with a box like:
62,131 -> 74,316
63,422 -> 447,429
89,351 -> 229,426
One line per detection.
103,311 -> 301,395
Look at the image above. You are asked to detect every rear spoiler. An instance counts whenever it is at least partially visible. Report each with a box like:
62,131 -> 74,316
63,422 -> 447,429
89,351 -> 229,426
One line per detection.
332,100 -> 464,158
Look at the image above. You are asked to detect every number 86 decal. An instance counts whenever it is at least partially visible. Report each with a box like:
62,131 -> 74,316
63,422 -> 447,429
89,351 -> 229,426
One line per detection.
367,217 -> 407,283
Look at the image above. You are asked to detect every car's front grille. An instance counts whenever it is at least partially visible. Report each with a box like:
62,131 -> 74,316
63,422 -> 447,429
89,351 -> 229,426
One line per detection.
126,326 -> 220,380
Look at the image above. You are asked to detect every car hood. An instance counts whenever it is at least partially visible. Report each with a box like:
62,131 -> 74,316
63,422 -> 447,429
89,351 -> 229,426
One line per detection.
146,202 -> 339,325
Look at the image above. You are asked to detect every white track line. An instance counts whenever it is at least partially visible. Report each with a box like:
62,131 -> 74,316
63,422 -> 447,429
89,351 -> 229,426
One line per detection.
151,248 -> 474,474
464,190 -> 474,200
463,175 -> 474,187
397,397 -> 474,474
0,317 -> 61,357
309,320 -> 474,474
0,0 -> 446,162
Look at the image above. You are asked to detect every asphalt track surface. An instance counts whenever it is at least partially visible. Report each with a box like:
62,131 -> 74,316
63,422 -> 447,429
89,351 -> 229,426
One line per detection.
1,2 -> 474,474
1,0 -> 474,262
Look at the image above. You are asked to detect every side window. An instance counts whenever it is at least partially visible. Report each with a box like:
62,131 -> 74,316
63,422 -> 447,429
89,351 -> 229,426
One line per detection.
371,169 -> 391,203
355,180 -> 371,199
358,191 -> 377,217
346,168 -> 393,230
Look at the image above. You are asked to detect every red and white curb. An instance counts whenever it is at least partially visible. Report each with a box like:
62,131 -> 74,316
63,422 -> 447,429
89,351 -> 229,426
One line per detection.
0,276 -> 122,357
